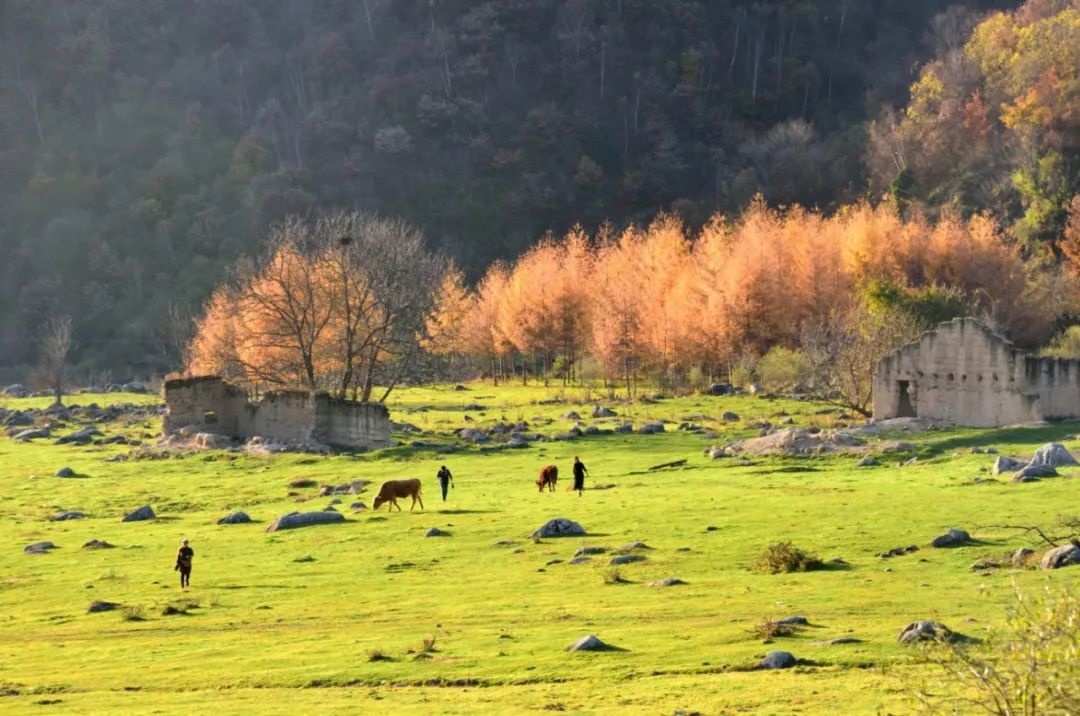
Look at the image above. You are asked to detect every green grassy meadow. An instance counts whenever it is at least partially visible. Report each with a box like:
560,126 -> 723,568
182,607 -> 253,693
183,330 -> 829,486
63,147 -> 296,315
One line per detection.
1,385 -> 1079,714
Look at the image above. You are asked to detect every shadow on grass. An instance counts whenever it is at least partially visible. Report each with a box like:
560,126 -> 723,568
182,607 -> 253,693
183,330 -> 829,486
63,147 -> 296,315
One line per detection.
434,508 -> 498,514
925,422 -> 1080,456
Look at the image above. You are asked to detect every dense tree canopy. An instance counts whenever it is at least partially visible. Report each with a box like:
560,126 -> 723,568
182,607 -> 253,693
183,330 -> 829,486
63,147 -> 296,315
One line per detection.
0,0 -> 1025,380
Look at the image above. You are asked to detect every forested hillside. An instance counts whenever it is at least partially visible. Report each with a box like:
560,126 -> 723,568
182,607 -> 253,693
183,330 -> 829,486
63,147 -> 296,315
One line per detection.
0,0 -> 1041,378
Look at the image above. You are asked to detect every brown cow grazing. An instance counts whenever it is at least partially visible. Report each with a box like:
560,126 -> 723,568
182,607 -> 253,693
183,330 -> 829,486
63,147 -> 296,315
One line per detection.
537,465 -> 558,492
373,478 -> 424,511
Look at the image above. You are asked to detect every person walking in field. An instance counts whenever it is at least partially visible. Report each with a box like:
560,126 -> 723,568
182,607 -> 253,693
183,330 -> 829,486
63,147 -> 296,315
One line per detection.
436,465 -> 454,502
572,456 -> 587,496
175,538 -> 194,588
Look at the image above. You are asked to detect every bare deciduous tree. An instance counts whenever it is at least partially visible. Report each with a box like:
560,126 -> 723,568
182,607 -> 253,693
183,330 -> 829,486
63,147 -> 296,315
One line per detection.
800,304 -> 922,417
39,314 -> 74,406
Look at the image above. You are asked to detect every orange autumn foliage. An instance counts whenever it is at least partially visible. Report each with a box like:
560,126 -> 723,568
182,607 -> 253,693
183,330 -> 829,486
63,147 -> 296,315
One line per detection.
456,200 -> 1067,383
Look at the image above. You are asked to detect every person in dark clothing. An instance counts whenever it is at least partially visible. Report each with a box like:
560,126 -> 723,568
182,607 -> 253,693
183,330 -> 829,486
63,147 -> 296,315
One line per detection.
436,465 -> 454,501
572,457 -> 587,496
175,538 -> 194,588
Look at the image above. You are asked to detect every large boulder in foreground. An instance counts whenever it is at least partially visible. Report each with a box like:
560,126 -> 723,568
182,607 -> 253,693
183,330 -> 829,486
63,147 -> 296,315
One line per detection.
121,505 -> 156,522
1040,543 -> 1080,570
1030,442 -> 1078,468
531,518 -> 585,539
266,511 -> 344,533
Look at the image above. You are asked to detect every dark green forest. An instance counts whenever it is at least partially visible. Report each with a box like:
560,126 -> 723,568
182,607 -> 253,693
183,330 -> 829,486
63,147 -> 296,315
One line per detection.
0,0 -> 1024,379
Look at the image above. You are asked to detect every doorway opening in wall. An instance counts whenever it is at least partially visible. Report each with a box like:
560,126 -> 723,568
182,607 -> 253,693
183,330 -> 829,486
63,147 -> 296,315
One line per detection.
203,410 -> 218,425
896,381 -> 916,418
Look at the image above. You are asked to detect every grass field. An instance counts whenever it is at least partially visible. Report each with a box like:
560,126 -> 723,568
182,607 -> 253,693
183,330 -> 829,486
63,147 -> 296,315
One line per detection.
1,384 -> 1078,714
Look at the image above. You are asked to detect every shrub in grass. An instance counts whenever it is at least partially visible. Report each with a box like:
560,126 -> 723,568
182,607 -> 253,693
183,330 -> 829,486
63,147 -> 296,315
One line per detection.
122,606 -> 145,622
751,618 -> 803,640
753,541 -> 825,574
161,598 -> 199,616
367,649 -> 393,662
602,567 -> 626,584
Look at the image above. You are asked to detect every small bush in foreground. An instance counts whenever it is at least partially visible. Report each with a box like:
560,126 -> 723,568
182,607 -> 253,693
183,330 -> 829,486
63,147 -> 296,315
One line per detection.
913,585 -> 1080,715
753,541 -> 825,574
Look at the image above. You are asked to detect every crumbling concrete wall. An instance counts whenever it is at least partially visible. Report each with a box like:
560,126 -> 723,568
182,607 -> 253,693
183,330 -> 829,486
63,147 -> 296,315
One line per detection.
163,376 -> 390,449
873,317 -> 1080,427
314,397 -> 391,449
244,391 -> 319,443
162,376 -> 247,435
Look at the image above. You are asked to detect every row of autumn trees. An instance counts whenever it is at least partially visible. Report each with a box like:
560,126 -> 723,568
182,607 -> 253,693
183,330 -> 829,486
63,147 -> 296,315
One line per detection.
185,197 -> 1080,408
424,200 -> 1076,397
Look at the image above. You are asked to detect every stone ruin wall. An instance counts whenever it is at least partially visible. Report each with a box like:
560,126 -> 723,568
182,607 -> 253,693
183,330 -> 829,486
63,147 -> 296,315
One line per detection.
163,376 -> 390,449
314,396 -> 392,449
873,317 -> 1080,427
243,391 -> 319,443
162,376 -> 247,435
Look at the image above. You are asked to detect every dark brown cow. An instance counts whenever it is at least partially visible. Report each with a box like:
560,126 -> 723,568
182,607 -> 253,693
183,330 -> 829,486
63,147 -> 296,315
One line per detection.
373,478 -> 424,511
537,465 -> 558,492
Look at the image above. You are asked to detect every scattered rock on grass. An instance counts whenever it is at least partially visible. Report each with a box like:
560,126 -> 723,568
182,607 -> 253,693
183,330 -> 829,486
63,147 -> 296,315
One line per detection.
55,467 -> 76,478
217,511 -> 252,525
1011,464 -> 1058,482
425,527 -> 449,537
13,428 -> 50,441
615,541 -> 651,553
880,545 -> 919,559
265,511 -> 344,533
721,411 -> 740,422
531,518 -> 585,539
565,635 -> 617,652
650,577 -> 686,587
1031,443 -> 1078,467
1040,544 -> 1080,570
898,620 -> 955,644
83,539 -> 114,549
778,616 -> 809,626
569,556 -> 593,565
759,651 -> 796,669
1011,548 -> 1035,567
24,541 -> 56,554
992,456 -> 1024,475
573,546 -> 607,557
856,456 -> 878,467
87,600 -> 120,613
122,505 -> 156,522
930,529 -> 972,548
51,511 -> 85,521
609,554 -> 646,565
